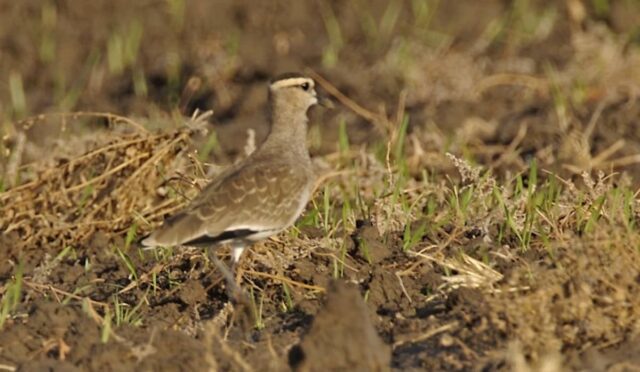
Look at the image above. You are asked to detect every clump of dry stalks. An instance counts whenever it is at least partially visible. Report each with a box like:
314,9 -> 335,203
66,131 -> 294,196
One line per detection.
1,111 -> 212,251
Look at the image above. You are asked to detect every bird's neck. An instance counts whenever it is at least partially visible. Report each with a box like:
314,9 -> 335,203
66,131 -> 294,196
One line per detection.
260,101 -> 310,159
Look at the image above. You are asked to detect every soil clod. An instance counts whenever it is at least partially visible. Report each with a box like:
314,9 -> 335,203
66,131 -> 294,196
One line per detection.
290,280 -> 391,372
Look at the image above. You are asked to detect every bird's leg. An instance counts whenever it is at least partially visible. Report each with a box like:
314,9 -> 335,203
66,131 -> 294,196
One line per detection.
207,242 -> 250,305
230,241 -> 246,285
206,245 -> 254,334
206,246 -> 238,295
228,242 -> 255,328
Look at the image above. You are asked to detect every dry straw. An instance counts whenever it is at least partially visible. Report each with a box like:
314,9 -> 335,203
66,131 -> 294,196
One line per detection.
1,111 -> 212,250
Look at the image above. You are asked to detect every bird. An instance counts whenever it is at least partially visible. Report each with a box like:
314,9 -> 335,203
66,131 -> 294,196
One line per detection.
141,72 -> 328,271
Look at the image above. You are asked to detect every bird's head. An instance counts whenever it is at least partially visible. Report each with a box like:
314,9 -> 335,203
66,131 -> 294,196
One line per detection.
269,73 -> 331,112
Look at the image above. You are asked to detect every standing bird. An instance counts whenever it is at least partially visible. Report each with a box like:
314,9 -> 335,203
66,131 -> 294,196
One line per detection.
142,73 -> 327,272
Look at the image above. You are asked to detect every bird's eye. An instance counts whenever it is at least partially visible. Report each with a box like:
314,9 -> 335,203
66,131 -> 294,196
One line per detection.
300,82 -> 310,91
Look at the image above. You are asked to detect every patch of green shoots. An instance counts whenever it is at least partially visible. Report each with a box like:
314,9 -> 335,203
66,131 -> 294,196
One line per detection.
338,119 -> 350,158
356,0 -> 402,50
124,223 -> 138,251
321,184 -> 334,234
357,236 -> 372,264
107,20 -> 143,75
493,184 -> 526,249
199,130 -> 222,161
152,245 -> 175,263
166,0 -> 186,32
116,247 -> 138,281
394,115 -> 410,174
320,3 -> 344,67
0,261 -> 24,329
332,239 -> 349,278
55,245 -> 75,261
151,271 -> 158,296
280,283 -> 294,312
39,1 -> 57,63
249,287 -> 265,330
403,221 -> 427,252
101,308 -> 112,343
582,195 -> 606,235
9,71 -> 27,119
113,293 -> 146,326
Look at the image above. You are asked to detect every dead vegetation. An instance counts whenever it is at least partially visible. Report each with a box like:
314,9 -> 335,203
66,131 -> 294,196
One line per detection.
0,112 -> 213,250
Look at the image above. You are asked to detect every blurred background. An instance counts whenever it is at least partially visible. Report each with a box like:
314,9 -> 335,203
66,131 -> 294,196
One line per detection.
2,0 -> 640,180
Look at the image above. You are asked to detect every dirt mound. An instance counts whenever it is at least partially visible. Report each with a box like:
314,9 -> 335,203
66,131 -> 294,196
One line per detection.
289,280 -> 390,372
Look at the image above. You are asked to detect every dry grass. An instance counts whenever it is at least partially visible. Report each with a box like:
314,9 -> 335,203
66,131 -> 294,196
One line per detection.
0,111 -> 213,250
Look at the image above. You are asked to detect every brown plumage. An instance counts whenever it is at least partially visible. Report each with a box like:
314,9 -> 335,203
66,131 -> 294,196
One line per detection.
142,73 -> 322,262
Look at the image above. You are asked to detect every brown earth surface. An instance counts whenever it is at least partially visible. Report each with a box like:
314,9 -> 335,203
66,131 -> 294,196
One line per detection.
2,0 -> 640,371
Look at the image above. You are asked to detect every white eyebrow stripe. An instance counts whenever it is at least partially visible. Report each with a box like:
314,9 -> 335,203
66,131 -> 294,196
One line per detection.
270,77 -> 314,90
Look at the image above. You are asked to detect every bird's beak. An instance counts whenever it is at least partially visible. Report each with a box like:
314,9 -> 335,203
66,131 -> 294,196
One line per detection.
317,94 -> 334,109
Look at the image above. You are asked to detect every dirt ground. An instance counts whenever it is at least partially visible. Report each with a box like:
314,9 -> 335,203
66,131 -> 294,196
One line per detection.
2,0 -> 640,371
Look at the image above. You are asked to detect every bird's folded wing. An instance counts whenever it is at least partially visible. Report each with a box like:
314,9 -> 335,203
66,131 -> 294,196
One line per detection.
142,162 -> 311,247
